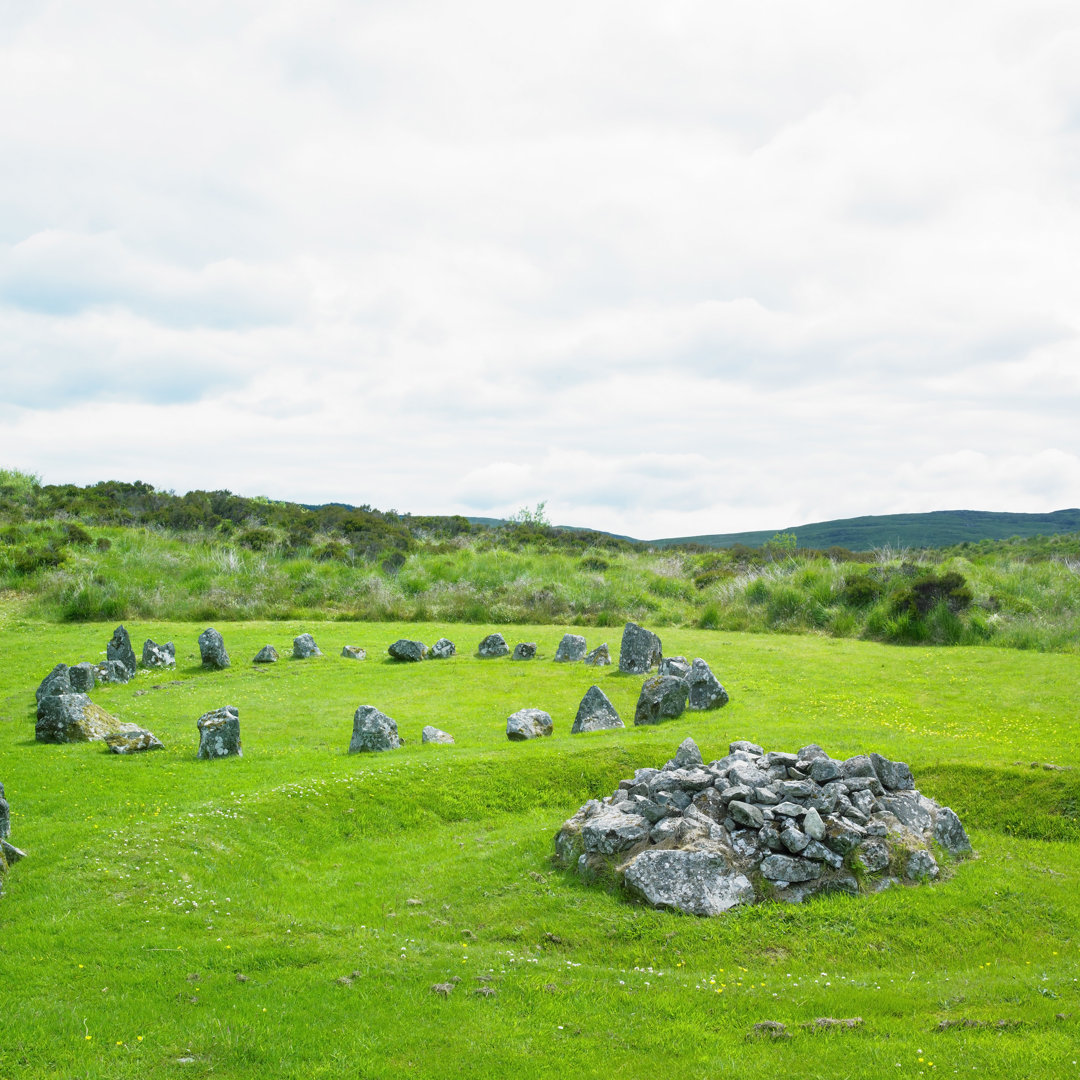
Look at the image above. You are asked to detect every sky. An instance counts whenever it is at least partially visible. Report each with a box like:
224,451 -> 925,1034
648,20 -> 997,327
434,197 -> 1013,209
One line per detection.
1,0 -> 1079,539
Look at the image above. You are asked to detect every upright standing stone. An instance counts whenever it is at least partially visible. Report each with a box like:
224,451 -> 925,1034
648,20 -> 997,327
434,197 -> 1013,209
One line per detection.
571,686 -> 624,733
633,675 -> 688,725
35,663 -> 71,703
293,633 -> 322,658
685,658 -> 729,710
197,706 -> 242,758
68,662 -> 97,693
554,634 -> 587,662
198,628 -> 230,669
478,633 -> 509,658
506,708 -> 553,741
107,625 -> 137,678
584,643 -> 611,666
142,639 -> 176,668
619,622 -> 662,674
512,642 -> 537,661
349,706 -> 403,752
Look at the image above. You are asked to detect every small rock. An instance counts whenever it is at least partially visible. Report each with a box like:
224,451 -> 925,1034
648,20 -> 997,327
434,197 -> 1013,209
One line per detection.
105,727 -> 165,754
584,643 -> 611,666
477,633 -> 509,658
760,854 -> 821,882
253,645 -> 279,664
729,801 -> 765,829
658,656 -> 690,679
422,725 -> 455,745
293,633 -> 322,658
571,686 -> 624,734
554,634 -> 587,662
198,628 -> 230,669
349,706 -> 403,753
853,839 -> 890,873
196,706 -> 242,759
673,737 -> 704,769
905,849 -> 939,880
618,622 -> 662,674
506,708 -> 553,741
94,659 -> 132,685
388,639 -> 426,662
340,645 -> 366,660
429,638 -> 456,659
933,806 -> 971,854
512,642 -> 537,661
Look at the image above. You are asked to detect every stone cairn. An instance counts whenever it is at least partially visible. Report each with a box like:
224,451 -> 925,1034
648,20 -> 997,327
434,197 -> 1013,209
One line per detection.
554,737 -> 971,915
0,781 -> 27,896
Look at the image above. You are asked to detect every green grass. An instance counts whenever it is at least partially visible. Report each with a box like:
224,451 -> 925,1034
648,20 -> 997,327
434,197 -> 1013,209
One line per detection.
2,621 -> 1079,1078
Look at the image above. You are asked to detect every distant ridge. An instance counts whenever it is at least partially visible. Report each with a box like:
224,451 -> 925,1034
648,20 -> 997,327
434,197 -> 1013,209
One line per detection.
648,509 -> 1080,552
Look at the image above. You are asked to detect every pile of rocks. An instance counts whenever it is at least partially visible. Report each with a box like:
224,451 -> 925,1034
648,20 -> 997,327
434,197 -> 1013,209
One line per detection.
554,738 -> 971,915
0,782 -> 27,897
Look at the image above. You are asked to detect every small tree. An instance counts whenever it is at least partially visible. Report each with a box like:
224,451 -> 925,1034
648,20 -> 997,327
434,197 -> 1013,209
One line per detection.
508,501 -> 550,527
762,531 -> 797,561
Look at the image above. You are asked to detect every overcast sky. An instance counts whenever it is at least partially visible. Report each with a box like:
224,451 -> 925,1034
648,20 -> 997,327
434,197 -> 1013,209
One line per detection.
1,1 -> 1078,538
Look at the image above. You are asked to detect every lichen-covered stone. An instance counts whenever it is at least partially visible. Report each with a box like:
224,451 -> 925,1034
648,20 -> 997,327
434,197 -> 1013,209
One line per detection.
0,783 -> 9,840
512,642 -> 537,661
388,639 -> 426,662
142,639 -> 176,668
429,638 -> 456,659
349,706 -> 403,753
105,727 -> 164,754
95,659 -> 132,684
68,662 -> 96,693
760,854 -> 822,882
554,634 -> 587,662
634,675 -> 688,726
197,706 -> 242,758
340,645 -> 367,660
36,694 -> 136,744
107,625 -> 137,677
477,633 -> 509,658
253,645 -> 279,663
933,806 -> 971,854
421,725 -> 455,745
506,708 -> 553,741
198,628 -> 230,669
35,663 -> 71,703
624,849 -> 754,915
293,633 -> 322,658
571,686 -> 624,734
619,622 -> 662,674
584,643 -> 611,666
685,658 -> 729,710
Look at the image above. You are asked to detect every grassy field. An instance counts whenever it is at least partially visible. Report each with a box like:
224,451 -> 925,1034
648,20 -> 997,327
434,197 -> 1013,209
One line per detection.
1,619 -> 1079,1078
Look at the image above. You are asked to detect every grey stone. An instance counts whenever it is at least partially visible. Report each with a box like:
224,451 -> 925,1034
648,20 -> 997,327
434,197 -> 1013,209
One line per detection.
349,705 -> 402,753
905,849 -> 939,880
797,743 -> 829,763
658,656 -> 690,679
802,840 -> 844,868
650,818 -> 682,843
852,790 -> 878,818
421,725 -> 455,745
765,752 -> 799,768
0,785 -> 8,840
36,694 -> 135,744
388,639 -> 426,662
107,625 -> 137,677
198,628 -> 230,669
340,645 -> 367,660
293,633 -> 322,658
105,727 -> 164,753
654,790 -> 691,813
623,849 -> 754,915
36,663 -> 71,702
840,754 -> 876,780
809,758 -> 841,784
630,794 -> 669,823
554,634 -> 587,662
94,659 -> 132,684
773,801 -> 806,818
685,659 -> 729,710
760,855 -> 821,882
823,816 -> 866,856
571,686 -> 624,734
854,839 -> 890,873
581,810 -> 650,854
802,807 -> 825,840
673,737 -> 704,769
780,779 -> 815,799
729,801 -> 764,829
253,645 -> 279,663
634,675 -> 688,725
511,642 -> 537,661
760,823 -> 784,851
728,763 -> 769,788
780,825 -> 810,853
691,787 -> 725,822
197,706 -> 242,758
879,793 -> 933,832
1,839 -> 24,864
506,708 -> 553,741
478,633 -> 509,658
142,639 -> 176,668
842,776 -> 884,796
933,806 -> 972,854
752,784 -> 782,805
69,662 -> 96,693
618,622 -> 662,674
870,753 -> 915,791
584,643 -> 611,666
730,740 -> 764,756
429,638 -> 456,659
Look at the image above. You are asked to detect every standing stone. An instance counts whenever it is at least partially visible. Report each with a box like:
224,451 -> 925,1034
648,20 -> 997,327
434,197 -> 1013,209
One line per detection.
35,663 -> 71,703
388,639 -> 426,662
512,643 -> 537,661
349,705 -> 403,753
105,728 -> 164,754
95,660 -> 132,684
506,708 -> 553,741
253,645 -> 279,663
618,622 -> 662,674
658,656 -> 690,679
554,634 -> 587,662
633,675 -> 688,725
198,628 -> 230,669
293,633 -> 322,658
0,783 -> 9,840
107,625 -> 138,678
685,658 -> 729,710
36,694 -> 135,744
69,662 -> 97,693
571,686 -> 624,734
429,638 -> 456,659
142,639 -> 176,668
422,725 -> 455,745
478,633 -> 509,658
197,706 -> 242,758
584,643 -> 611,666
340,645 -> 367,660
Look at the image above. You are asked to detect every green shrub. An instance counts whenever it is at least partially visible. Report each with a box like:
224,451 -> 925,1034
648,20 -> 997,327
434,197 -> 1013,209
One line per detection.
891,570 -> 973,617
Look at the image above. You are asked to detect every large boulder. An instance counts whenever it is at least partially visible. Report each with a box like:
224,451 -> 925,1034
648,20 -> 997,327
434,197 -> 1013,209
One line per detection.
198,628 -> 230,669
35,663 -> 71,703
349,706 -> 403,753
36,694 -> 137,744
478,633 -> 509,658
634,675 -> 688,725
584,643 -> 611,666
253,645 -> 279,664
619,622 -> 662,674
422,725 -> 455,745
624,850 -> 755,916
429,639 -> 456,659
68,662 -> 97,693
554,634 -> 587,663
506,708 -> 553,741
388,639 -> 426,662
293,633 -> 322,659
685,658 -> 729,710
107,625 -> 137,678
511,642 -> 537,661
571,686 -> 624,734
142,639 -> 176,669
197,706 -> 242,758
105,728 -> 164,754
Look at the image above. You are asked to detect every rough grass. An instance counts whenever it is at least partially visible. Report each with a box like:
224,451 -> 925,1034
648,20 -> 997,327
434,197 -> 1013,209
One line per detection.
1,621 -> 1079,1078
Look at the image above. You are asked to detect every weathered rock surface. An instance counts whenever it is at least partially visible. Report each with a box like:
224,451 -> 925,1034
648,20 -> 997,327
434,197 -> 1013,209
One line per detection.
197,706 -> 242,758
253,645 -> 279,663
506,708 -> 553,741
634,675 -> 689,725
512,643 -> 537,661
105,727 -> 164,754
685,658 -> 729,710
95,659 -> 132,684
555,737 -> 972,915
478,633 -> 509,658
554,634 -> 587,663
69,662 -> 97,693
340,645 -> 367,661
198,628 -> 230,669
429,638 -> 456,659
142,639 -> 176,668
293,633 -> 322,658
349,705 -> 403,752
584,643 -> 611,666
618,622 -> 662,674
571,686 -> 624,734
658,656 -> 690,679
421,725 -> 455,745
0,782 -> 9,840
36,693 -> 140,744
107,625 -> 137,677
388,639 -> 426,662
36,663 -> 71,703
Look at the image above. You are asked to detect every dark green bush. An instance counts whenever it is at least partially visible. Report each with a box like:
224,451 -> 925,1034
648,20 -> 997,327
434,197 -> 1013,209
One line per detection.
238,526 -> 276,551
891,570 -> 973,617
842,572 -> 883,606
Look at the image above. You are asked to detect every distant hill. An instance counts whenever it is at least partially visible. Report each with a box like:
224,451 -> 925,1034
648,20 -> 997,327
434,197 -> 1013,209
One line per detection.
648,509 -> 1080,552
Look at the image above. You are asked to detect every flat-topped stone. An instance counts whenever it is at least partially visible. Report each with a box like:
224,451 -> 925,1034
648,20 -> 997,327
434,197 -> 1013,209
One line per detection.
554,634 -> 587,662
341,645 -> 367,660
197,706 -> 241,758
106,727 -> 164,754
